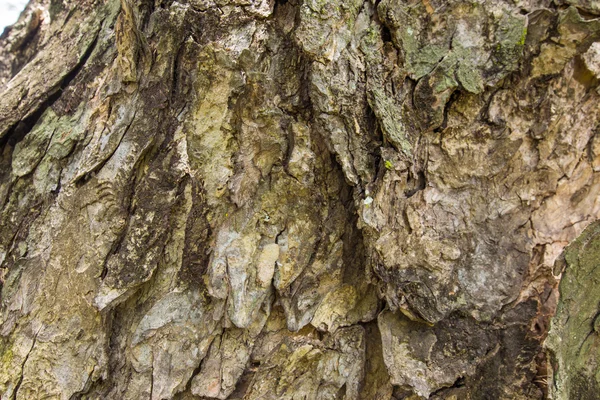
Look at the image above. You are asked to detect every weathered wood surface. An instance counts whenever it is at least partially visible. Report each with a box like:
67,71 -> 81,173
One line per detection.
1,0 -> 600,399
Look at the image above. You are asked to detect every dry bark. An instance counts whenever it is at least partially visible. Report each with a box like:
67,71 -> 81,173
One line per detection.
1,0 -> 600,399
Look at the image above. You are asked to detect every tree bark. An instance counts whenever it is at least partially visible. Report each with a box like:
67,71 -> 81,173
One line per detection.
547,221 -> 600,400
0,0 -> 599,399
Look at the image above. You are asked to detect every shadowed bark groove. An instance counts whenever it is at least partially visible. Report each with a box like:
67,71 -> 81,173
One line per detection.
1,0 -> 600,399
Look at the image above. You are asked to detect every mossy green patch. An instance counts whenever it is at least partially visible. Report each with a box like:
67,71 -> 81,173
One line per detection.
1,347 -> 13,366
493,13 -> 527,69
547,221 -> 600,400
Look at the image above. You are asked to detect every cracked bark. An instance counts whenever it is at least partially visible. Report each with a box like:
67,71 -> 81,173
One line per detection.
1,0 -> 600,399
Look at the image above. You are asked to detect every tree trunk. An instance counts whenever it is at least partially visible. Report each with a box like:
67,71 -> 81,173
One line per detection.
547,221 -> 600,400
1,0 -> 599,399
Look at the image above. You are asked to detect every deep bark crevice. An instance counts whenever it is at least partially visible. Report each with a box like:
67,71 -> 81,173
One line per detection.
1,30 -> 100,150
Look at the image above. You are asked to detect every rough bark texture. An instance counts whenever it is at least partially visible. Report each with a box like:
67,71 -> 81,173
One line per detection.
546,221 -> 600,400
1,0 -> 600,399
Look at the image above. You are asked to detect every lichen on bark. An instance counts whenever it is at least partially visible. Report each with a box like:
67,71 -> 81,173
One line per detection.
547,221 -> 600,400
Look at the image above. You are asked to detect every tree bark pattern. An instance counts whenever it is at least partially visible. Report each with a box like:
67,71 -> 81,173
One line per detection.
0,0 -> 600,399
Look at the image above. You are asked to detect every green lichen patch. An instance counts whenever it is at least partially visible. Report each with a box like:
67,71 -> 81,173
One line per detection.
491,13 -> 527,70
547,221 -> 600,400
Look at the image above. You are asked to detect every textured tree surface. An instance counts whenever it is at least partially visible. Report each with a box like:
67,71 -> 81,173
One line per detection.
1,0 -> 600,399
547,221 -> 600,400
